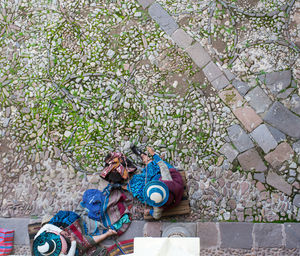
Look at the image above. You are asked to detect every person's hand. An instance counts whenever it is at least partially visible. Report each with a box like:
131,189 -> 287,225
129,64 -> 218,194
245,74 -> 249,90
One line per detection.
147,146 -> 155,156
106,229 -> 117,237
141,154 -> 152,165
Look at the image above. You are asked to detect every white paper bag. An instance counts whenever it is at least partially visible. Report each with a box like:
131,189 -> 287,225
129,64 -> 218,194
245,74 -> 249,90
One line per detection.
132,237 -> 200,256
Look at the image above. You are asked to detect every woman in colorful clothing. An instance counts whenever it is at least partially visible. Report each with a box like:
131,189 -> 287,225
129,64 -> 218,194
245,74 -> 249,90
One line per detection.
33,211 -> 117,256
129,146 -> 184,219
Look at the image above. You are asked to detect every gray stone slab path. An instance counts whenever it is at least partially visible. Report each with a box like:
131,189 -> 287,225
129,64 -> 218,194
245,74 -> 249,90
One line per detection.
197,222 -> 219,249
219,143 -> 239,163
138,0 -> 154,9
266,124 -> 286,143
285,223 -> 300,249
264,142 -> 294,168
219,223 -> 253,249
136,0 -> 300,210
237,148 -> 267,172
263,102 -> 300,139
186,42 -> 211,69
202,61 -> 223,82
227,124 -> 254,153
211,74 -> 230,91
0,218 -> 30,245
253,223 -> 283,248
171,28 -> 193,49
148,3 -> 178,35
245,86 -> 272,114
264,70 -> 292,96
232,79 -> 251,96
250,124 -> 278,154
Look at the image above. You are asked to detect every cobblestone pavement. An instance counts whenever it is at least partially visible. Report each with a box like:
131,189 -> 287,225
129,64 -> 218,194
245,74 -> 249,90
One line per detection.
0,0 -> 300,238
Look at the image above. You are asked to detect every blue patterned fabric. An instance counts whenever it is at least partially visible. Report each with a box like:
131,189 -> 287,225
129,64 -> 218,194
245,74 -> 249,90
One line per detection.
81,189 -> 106,221
128,154 -> 173,203
32,231 -> 62,256
48,211 -> 80,228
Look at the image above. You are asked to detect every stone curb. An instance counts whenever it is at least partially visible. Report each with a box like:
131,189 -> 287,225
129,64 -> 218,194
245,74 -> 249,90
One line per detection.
136,0 -> 300,202
2,218 -> 300,249
144,221 -> 300,249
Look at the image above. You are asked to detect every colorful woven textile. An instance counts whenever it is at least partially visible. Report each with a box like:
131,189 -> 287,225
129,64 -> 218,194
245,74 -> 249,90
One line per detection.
0,228 -> 14,256
98,186 -> 132,235
63,219 -> 108,256
107,239 -> 134,256
79,185 -> 132,235
49,211 -> 80,229
101,152 -> 136,182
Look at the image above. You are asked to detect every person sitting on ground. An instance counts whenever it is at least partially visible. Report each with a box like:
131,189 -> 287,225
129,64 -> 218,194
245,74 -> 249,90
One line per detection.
33,212 -> 117,256
129,146 -> 184,219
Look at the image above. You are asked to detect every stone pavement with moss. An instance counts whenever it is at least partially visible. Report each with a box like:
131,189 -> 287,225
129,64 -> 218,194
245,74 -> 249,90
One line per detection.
0,0 -> 300,254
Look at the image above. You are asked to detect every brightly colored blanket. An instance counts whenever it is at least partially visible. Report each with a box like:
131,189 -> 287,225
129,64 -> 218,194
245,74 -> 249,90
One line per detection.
0,228 -> 14,256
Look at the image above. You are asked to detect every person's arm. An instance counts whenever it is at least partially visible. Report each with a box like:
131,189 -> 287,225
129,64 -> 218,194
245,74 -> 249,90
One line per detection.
147,146 -> 161,161
148,147 -> 173,167
147,146 -> 173,180
153,154 -> 163,163
92,229 -> 117,244
149,207 -> 163,220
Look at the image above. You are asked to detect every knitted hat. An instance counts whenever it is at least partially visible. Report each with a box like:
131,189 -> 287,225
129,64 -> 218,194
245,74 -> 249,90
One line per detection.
144,180 -> 169,207
33,231 -> 65,256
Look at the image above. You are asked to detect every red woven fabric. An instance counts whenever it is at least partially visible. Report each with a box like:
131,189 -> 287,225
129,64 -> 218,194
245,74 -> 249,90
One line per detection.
0,228 -> 14,256
64,219 -> 108,256
64,219 -> 94,254
101,152 -> 136,180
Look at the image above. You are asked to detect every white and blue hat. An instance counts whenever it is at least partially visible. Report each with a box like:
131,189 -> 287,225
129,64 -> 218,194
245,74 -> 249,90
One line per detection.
144,180 -> 169,207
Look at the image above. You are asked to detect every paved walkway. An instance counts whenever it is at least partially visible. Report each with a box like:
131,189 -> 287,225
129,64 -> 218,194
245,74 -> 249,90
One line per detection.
0,0 -> 299,223
0,1 -> 300,255
1,218 -> 300,255
136,0 -> 300,222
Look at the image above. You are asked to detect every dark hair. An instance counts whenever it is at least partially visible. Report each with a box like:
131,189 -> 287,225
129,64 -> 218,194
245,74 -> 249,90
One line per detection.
107,171 -> 123,184
104,153 -> 112,165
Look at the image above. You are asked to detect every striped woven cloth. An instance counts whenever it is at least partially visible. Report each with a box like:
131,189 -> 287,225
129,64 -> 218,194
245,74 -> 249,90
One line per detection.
0,228 -> 14,255
107,239 -> 133,256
